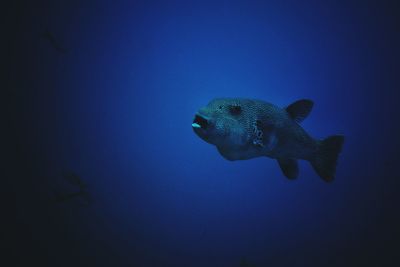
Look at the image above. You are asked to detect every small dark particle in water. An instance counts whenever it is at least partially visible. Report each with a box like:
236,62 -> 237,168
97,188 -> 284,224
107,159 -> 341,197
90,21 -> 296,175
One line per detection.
62,171 -> 86,189
40,29 -> 69,54
240,257 -> 256,267
52,172 -> 91,205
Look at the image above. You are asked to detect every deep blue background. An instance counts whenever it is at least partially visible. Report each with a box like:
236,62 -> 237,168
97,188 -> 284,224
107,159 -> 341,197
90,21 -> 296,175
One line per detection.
5,0 -> 399,266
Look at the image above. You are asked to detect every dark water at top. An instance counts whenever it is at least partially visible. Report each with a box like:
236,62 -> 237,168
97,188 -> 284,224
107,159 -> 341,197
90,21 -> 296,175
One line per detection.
5,1 -> 399,266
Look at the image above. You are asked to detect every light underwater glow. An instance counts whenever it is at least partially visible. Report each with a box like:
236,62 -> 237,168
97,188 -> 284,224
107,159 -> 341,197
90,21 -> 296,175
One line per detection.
5,0 -> 399,266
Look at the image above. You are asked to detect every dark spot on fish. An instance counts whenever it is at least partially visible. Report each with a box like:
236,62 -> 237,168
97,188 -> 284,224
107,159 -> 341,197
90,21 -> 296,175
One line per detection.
229,104 -> 242,115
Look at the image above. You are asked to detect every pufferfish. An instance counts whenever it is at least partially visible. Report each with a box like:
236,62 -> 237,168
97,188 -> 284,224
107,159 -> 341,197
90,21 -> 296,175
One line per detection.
192,98 -> 344,182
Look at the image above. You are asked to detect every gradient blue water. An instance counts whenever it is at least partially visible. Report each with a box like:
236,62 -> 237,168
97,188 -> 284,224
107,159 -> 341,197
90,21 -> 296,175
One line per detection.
7,1 -> 399,266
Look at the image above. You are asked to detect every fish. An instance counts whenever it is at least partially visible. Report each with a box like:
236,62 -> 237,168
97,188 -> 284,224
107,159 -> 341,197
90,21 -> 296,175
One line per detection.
192,98 -> 344,182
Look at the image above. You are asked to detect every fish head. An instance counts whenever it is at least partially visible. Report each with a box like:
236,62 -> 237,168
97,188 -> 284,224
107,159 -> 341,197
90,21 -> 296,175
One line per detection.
192,98 -> 248,147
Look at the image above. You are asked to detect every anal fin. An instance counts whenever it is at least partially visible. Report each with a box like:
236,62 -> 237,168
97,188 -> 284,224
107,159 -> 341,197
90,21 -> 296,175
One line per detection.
277,158 -> 298,179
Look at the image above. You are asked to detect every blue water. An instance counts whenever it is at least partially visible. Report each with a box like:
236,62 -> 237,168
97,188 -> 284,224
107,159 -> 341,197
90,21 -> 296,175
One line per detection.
6,1 -> 399,266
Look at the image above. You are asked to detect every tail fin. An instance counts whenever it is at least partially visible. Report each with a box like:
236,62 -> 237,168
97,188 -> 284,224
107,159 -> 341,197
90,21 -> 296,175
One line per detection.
310,135 -> 344,182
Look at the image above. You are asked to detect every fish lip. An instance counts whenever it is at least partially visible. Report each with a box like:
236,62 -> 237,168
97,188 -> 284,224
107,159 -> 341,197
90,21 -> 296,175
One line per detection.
192,113 -> 209,129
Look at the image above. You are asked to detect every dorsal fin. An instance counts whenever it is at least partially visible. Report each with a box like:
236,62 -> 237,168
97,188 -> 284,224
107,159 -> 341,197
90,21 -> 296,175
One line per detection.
285,99 -> 313,123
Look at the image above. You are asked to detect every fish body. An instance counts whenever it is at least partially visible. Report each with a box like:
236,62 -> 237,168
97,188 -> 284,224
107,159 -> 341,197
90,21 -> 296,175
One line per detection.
192,98 -> 344,182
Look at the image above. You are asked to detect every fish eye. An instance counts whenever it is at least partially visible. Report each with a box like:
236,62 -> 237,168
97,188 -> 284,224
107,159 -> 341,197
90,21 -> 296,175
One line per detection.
219,105 -> 223,109
229,105 -> 242,115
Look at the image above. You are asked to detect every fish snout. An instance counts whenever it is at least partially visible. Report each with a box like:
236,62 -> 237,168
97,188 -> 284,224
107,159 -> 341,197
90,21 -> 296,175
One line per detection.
192,113 -> 210,130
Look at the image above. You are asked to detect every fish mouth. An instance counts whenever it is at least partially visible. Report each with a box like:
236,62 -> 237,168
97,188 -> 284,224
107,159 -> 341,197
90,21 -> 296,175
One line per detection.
192,114 -> 209,129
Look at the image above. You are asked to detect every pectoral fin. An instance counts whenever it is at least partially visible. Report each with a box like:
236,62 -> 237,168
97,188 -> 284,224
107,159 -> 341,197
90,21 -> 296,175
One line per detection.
217,146 -> 235,161
277,158 -> 298,179
252,119 -> 274,148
